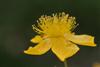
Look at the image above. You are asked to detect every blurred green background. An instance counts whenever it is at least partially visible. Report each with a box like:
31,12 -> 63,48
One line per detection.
0,0 -> 100,67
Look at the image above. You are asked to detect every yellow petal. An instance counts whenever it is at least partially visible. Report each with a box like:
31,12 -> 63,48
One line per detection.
69,35 -> 96,47
51,38 -> 79,62
31,35 -> 43,43
24,39 -> 51,55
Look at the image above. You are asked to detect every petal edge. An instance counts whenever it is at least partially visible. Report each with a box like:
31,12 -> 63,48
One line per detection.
69,35 -> 96,47
24,39 -> 51,55
31,35 -> 43,43
51,38 -> 79,62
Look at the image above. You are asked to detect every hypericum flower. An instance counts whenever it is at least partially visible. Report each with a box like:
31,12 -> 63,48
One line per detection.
24,12 -> 96,62
93,63 -> 100,67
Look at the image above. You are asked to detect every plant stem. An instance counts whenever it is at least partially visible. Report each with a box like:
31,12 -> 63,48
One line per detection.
64,60 -> 68,67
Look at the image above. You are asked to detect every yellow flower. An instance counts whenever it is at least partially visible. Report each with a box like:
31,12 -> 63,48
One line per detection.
93,63 -> 100,67
24,12 -> 96,62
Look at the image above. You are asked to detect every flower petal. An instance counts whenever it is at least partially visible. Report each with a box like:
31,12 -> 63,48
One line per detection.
51,38 -> 79,62
31,35 -> 43,43
69,35 -> 96,47
24,39 -> 51,55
